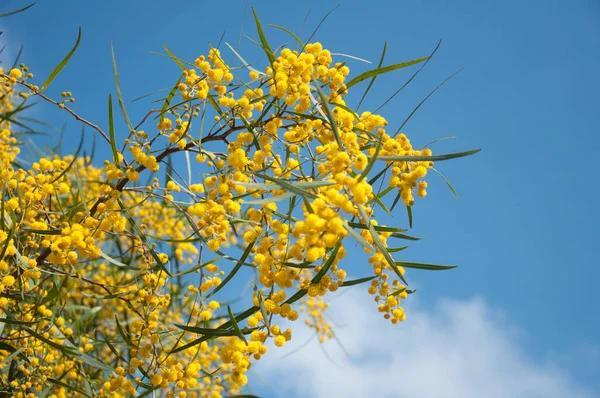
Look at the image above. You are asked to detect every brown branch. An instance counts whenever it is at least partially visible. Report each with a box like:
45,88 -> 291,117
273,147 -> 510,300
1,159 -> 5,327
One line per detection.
15,80 -> 112,144
34,123 -> 247,266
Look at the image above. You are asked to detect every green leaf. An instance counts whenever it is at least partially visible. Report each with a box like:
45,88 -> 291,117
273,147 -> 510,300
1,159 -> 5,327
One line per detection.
235,180 -> 336,191
389,287 -> 406,297
174,324 -> 247,337
407,205 -> 413,229
256,174 -> 318,200
227,305 -> 248,344
99,251 -> 141,271
396,261 -> 457,271
47,378 -> 92,398
358,205 -> 408,285
388,246 -> 409,253
117,199 -> 170,275
311,241 -> 342,284
254,287 -> 270,329
163,44 -> 187,71
0,225 -> 15,262
225,42 -> 264,76
376,149 -> 481,162
108,94 -> 120,165
243,192 -> 295,205
171,306 -> 259,353
251,8 -> 275,66
0,2 -> 35,17
22,228 -> 61,235
389,232 -> 421,241
344,57 -> 429,91
343,222 -> 374,252
171,258 -> 218,277
160,74 -> 182,122
41,27 -> 81,92
23,327 -> 79,356
357,140 -> 382,183
227,395 -> 261,398
110,43 -> 134,132
49,127 -> 84,183
356,41 -> 387,111
283,289 -> 308,306
267,24 -> 304,47
347,222 -> 406,233
312,75 -> 343,149
340,275 -> 377,287
207,240 -> 255,298
433,167 -> 460,199
0,317 -> 38,326
394,67 -> 462,136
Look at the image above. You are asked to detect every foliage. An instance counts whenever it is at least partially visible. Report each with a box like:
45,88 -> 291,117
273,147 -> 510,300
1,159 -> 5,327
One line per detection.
0,5 -> 478,397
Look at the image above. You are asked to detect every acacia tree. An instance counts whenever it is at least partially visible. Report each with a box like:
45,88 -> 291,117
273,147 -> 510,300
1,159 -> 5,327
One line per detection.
0,5 -> 478,398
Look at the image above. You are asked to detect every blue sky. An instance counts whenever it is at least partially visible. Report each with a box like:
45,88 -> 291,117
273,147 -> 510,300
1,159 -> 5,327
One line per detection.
1,0 -> 599,396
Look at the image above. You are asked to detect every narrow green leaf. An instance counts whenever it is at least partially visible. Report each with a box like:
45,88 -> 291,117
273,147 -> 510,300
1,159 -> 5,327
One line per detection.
357,41 -> 386,111
160,74 -> 182,122
49,127 -> 84,183
347,222 -> 406,233
115,315 -> 133,347
0,317 -> 38,326
175,324 -> 246,337
311,241 -> 342,283
340,275 -> 377,287
313,75 -> 343,149
251,8 -> 275,66
99,251 -> 141,271
343,222 -> 374,252
171,306 -> 259,353
388,246 -> 409,253
0,226 -> 15,261
394,67 -> 463,135
117,200 -> 170,275
236,180 -> 336,191
41,27 -> 81,92
283,289 -> 308,306
433,167 -> 460,199
256,174 -> 318,200
23,327 -> 79,356
171,258 -> 218,277
47,378 -> 91,398
108,94 -> 120,165
207,240 -> 255,298
389,232 -> 421,241
227,305 -> 248,344
22,228 -> 61,235
358,205 -> 408,285
243,191 -> 295,205
357,141 -> 382,183
227,395 -> 261,398
396,261 -> 457,271
407,205 -> 413,229
163,44 -> 186,71
254,287 -> 270,329
376,149 -> 481,162
344,57 -> 429,91
110,43 -> 134,132
0,3 -> 35,17
225,42 -> 264,76
267,24 -> 304,47
389,287 -> 406,297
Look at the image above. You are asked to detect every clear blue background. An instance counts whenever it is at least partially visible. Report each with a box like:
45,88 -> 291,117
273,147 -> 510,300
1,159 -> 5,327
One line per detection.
1,0 -> 599,394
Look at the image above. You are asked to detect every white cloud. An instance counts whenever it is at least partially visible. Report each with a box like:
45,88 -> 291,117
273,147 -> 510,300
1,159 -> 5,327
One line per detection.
252,290 -> 594,398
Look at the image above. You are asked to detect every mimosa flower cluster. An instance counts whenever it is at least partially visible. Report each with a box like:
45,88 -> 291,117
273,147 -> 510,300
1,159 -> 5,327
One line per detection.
0,11 -> 475,397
